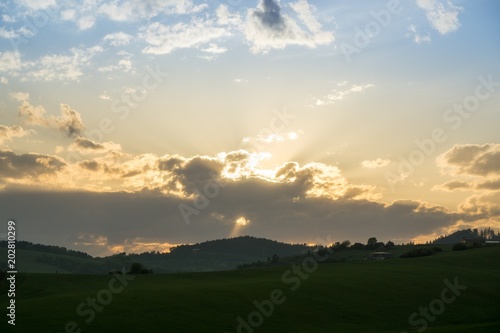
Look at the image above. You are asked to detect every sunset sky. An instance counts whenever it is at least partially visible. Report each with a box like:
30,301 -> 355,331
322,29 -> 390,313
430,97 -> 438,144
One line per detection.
1,0 -> 499,256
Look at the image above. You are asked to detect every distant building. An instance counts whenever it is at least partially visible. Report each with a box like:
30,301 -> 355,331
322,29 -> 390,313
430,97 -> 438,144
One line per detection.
369,252 -> 392,260
461,237 -> 486,244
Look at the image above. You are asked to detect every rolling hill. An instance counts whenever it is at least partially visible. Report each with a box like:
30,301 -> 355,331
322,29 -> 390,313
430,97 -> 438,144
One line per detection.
0,236 -> 311,274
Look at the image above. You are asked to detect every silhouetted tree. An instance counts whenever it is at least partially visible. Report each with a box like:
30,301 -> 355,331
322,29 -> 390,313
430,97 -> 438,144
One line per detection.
128,262 -> 152,274
350,242 -> 365,250
271,254 -> 279,264
365,237 -> 379,250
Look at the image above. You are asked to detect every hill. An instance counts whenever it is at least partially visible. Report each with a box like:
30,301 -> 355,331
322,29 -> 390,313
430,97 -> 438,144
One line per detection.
1,245 -> 499,332
0,236 -> 310,274
433,227 -> 500,244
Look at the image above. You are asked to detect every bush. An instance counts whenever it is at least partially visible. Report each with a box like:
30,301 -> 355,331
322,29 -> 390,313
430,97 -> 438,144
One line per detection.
128,262 -> 153,274
400,248 -> 434,258
452,243 -> 469,251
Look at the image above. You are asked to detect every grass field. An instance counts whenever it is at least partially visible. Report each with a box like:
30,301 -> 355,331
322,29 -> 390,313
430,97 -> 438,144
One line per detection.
1,246 -> 499,332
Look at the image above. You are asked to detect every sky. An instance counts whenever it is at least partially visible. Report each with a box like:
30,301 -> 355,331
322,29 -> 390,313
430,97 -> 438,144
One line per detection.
0,0 -> 499,256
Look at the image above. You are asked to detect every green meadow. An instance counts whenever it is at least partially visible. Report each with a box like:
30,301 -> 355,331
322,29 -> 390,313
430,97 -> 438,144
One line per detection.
1,246 -> 499,332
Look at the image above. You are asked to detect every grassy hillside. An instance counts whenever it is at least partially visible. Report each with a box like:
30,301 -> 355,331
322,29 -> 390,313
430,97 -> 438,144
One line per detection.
1,245 -> 499,332
0,236 -> 311,274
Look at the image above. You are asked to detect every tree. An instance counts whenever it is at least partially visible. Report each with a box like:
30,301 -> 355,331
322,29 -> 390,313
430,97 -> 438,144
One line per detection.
365,237 -> 378,250
128,262 -> 152,274
128,262 -> 144,274
386,241 -> 395,249
341,240 -> 351,248
350,242 -> 365,250
271,254 -> 279,264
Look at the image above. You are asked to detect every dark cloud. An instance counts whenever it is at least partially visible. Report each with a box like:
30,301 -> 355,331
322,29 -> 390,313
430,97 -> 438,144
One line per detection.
0,173 -> 463,257
73,137 -> 105,150
439,180 -> 471,191
79,160 -> 100,171
459,191 -> 500,217
253,0 -> 286,31
18,101 -> 84,137
158,155 -> 184,171
476,179 -> 500,190
172,156 -> 224,194
0,150 -> 66,179
440,144 -> 500,176
54,104 -> 85,137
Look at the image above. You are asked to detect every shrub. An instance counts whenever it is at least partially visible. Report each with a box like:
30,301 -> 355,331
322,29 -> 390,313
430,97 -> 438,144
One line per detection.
400,248 -> 434,258
452,243 -> 469,251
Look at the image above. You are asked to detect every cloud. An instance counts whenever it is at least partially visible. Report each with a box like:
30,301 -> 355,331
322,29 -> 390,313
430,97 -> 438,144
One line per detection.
140,18 -> 229,55
314,82 -> 375,106
0,149 -> 66,179
437,144 -> 500,227
434,180 -> 471,191
51,104 -> 85,137
438,144 -> 500,177
102,32 -> 133,46
244,0 -> 334,53
242,131 -> 301,147
0,185 -> 459,256
98,58 -> 133,73
0,50 -> 23,73
476,179 -> 500,191
0,125 -> 32,145
0,26 -> 34,40
1,46 -> 103,82
407,24 -> 431,44
434,178 -> 500,192
9,91 -> 29,102
216,4 -> 242,26
73,234 -> 177,256
0,144 -> 489,257
253,0 -> 286,30
98,0 -> 207,22
26,45 -> 103,81
202,43 -> 228,55
416,0 -> 462,34
69,137 -> 122,155
18,101 -> 85,137
55,0 -> 208,30
2,15 -> 16,23
361,158 -> 390,169
459,191 -> 500,217
17,0 -> 56,11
